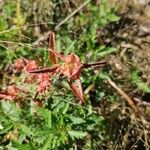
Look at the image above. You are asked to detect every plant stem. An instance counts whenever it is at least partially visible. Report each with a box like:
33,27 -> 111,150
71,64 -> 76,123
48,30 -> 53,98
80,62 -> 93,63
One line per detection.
83,61 -> 107,68
16,0 -> 20,26
54,0 -> 91,31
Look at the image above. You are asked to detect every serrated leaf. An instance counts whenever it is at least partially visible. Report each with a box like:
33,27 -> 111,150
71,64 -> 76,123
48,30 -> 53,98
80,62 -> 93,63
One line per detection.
131,70 -> 150,93
35,107 -> 52,128
68,115 -> 86,125
19,124 -> 33,136
42,135 -> 52,150
12,141 -> 35,150
87,105 -> 93,116
1,101 -> 21,121
62,103 -> 69,114
68,130 -> 87,140
0,124 -> 13,134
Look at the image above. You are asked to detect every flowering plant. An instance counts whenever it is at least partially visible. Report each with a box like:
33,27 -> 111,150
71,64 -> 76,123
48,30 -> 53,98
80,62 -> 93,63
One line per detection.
31,32 -> 84,103
0,32 -> 106,104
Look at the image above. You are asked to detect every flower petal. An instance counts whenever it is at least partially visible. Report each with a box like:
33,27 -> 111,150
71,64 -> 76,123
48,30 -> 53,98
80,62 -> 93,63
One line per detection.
68,79 -> 84,103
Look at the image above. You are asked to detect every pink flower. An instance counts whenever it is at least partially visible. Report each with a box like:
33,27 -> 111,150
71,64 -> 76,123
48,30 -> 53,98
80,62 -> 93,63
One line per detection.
13,59 -> 50,93
13,58 -> 26,72
50,49 -> 84,102
13,59 -> 39,72
50,50 -> 83,80
37,73 -> 51,92
26,60 -> 39,71
59,54 -> 83,80
49,33 -> 83,80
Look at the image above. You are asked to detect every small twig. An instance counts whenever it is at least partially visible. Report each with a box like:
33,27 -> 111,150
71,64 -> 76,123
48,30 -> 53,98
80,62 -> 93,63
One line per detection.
83,61 -> 107,68
0,27 -> 20,35
29,68 -> 52,74
133,98 -> 150,106
29,65 -> 59,74
107,77 -> 141,114
49,32 -> 57,64
54,0 -> 91,31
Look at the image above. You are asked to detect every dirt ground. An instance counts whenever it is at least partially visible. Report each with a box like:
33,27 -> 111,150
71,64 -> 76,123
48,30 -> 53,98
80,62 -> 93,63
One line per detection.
108,0 -> 150,95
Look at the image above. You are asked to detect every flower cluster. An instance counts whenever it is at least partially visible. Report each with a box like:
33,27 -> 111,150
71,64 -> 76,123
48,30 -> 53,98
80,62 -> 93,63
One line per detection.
13,59 -> 51,92
30,32 -> 84,103
0,59 -> 51,100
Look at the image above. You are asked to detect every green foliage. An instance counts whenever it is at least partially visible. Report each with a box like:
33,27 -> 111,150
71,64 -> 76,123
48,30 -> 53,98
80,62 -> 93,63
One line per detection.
68,130 -> 87,140
0,99 -> 106,149
1,101 -> 21,121
55,1 -> 119,62
131,69 -> 150,93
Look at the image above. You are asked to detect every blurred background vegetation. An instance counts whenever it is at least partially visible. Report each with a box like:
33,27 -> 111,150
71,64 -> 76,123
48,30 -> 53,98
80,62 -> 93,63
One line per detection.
0,0 -> 150,149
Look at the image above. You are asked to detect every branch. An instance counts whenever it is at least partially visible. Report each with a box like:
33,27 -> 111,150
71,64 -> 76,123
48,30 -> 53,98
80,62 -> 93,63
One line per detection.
83,61 -> 107,68
133,98 -> 150,106
107,77 -> 141,114
29,65 -> 58,74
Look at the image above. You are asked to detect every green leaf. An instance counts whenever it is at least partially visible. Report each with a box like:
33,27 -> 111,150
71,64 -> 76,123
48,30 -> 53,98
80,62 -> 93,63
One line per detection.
136,82 -> 150,93
68,130 -> 87,140
12,141 -> 35,150
35,107 -> 52,128
53,101 -> 69,114
41,135 -> 52,150
0,17 -> 8,31
109,13 -> 120,22
87,105 -> 93,116
1,101 -> 21,121
97,47 -> 117,58
62,103 -> 69,114
59,131 -> 68,144
0,124 -> 13,134
131,70 -> 150,93
68,115 -> 86,125
18,124 -> 33,136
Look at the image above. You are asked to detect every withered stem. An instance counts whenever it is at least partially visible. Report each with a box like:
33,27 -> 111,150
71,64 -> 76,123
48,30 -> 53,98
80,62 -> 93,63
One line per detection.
83,61 -> 107,68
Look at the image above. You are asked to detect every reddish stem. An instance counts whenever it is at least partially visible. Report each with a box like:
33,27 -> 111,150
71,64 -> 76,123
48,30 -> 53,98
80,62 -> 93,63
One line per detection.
29,61 -> 107,74
29,65 -> 58,74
